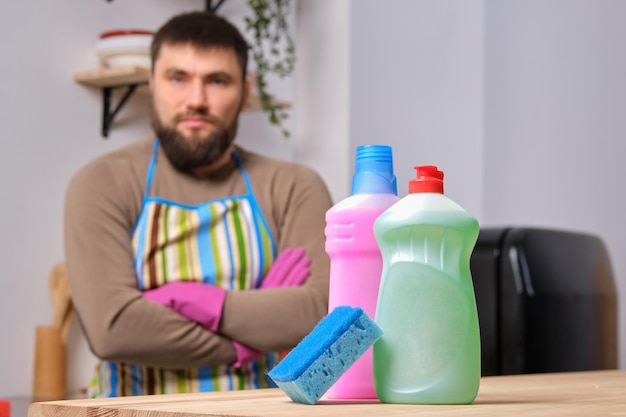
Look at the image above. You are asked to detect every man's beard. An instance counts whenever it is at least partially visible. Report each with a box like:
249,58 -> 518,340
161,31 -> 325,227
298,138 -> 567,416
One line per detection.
151,104 -> 239,174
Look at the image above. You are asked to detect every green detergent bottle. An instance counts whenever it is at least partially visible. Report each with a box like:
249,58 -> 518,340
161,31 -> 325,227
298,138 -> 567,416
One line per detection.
372,165 -> 481,404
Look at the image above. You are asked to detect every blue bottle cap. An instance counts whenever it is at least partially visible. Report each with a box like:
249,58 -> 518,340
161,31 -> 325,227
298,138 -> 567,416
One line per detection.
351,145 -> 397,195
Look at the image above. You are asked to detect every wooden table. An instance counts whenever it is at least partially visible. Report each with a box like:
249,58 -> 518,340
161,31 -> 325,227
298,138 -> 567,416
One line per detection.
28,370 -> 626,416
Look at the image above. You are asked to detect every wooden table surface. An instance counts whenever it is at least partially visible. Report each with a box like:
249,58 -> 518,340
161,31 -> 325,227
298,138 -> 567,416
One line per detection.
28,370 -> 626,417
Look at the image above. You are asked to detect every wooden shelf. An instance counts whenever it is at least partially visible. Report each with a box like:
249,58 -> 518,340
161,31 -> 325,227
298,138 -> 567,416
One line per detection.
244,94 -> 292,113
74,66 -> 150,88
73,66 -> 291,137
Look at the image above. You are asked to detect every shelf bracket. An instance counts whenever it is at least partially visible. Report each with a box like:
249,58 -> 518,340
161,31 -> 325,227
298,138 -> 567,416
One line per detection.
102,83 -> 145,138
206,0 -> 227,12
105,0 -> 227,8
106,0 -> 226,10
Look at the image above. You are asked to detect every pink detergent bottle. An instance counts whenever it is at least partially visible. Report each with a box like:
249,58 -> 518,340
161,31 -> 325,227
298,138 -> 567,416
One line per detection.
324,145 -> 400,399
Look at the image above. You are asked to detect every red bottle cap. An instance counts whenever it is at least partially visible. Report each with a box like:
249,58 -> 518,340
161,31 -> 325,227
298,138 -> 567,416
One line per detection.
409,165 -> 444,194
0,399 -> 11,417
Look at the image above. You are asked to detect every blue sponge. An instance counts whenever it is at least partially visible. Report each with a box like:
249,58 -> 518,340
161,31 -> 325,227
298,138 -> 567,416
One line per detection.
267,306 -> 383,404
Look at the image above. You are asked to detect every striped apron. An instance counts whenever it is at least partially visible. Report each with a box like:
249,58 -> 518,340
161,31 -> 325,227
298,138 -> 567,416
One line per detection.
88,139 -> 278,397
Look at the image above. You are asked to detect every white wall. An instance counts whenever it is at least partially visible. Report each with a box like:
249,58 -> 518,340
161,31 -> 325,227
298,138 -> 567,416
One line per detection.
349,0 -> 485,213
483,0 -> 626,368
294,1 -> 351,203
2,0 -> 625,400
297,0 -> 626,369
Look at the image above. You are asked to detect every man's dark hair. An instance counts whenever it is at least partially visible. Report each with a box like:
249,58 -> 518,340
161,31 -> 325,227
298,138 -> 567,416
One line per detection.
151,11 -> 249,79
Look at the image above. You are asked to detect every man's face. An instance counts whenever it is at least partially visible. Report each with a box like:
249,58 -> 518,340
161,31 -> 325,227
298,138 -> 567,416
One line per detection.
150,42 -> 248,173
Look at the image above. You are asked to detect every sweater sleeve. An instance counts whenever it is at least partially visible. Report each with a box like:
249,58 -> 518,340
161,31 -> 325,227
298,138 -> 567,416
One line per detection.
218,164 -> 333,352
64,159 -> 237,369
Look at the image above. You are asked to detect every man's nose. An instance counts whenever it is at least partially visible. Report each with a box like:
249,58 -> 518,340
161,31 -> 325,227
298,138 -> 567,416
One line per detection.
187,79 -> 208,108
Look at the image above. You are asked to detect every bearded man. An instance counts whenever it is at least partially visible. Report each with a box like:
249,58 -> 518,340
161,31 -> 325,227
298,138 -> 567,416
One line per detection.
64,11 -> 332,397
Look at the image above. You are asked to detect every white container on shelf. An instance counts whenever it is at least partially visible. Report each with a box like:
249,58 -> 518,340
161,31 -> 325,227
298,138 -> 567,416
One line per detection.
96,29 -> 154,69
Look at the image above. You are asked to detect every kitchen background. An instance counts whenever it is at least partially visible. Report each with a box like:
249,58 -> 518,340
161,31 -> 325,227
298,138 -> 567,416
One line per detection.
1,0 -> 625,398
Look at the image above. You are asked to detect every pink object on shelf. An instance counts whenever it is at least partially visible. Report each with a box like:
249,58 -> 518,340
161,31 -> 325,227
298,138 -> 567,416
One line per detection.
99,29 -> 154,39
95,29 -> 154,69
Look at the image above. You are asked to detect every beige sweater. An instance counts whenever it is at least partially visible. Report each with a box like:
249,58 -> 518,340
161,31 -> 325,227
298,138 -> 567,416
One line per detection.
64,137 -> 332,370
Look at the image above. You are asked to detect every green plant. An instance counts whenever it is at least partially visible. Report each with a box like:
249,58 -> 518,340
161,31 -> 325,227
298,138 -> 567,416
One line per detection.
244,0 -> 295,138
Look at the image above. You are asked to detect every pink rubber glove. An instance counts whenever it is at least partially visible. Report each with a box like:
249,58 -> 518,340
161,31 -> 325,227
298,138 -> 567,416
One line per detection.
143,281 -> 227,333
261,246 -> 311,288
143,247 -> 310,367
143,247 -> 310,327
144,282 -> 260,367
232,246 -> 310,366
232,341 -> 263,368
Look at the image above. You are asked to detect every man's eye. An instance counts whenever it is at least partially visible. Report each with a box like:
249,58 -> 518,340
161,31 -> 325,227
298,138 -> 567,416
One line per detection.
172,76 -> 184,83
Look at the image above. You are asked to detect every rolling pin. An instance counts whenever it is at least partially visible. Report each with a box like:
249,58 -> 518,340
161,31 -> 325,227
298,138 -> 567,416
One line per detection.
32,263 -> 72,402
